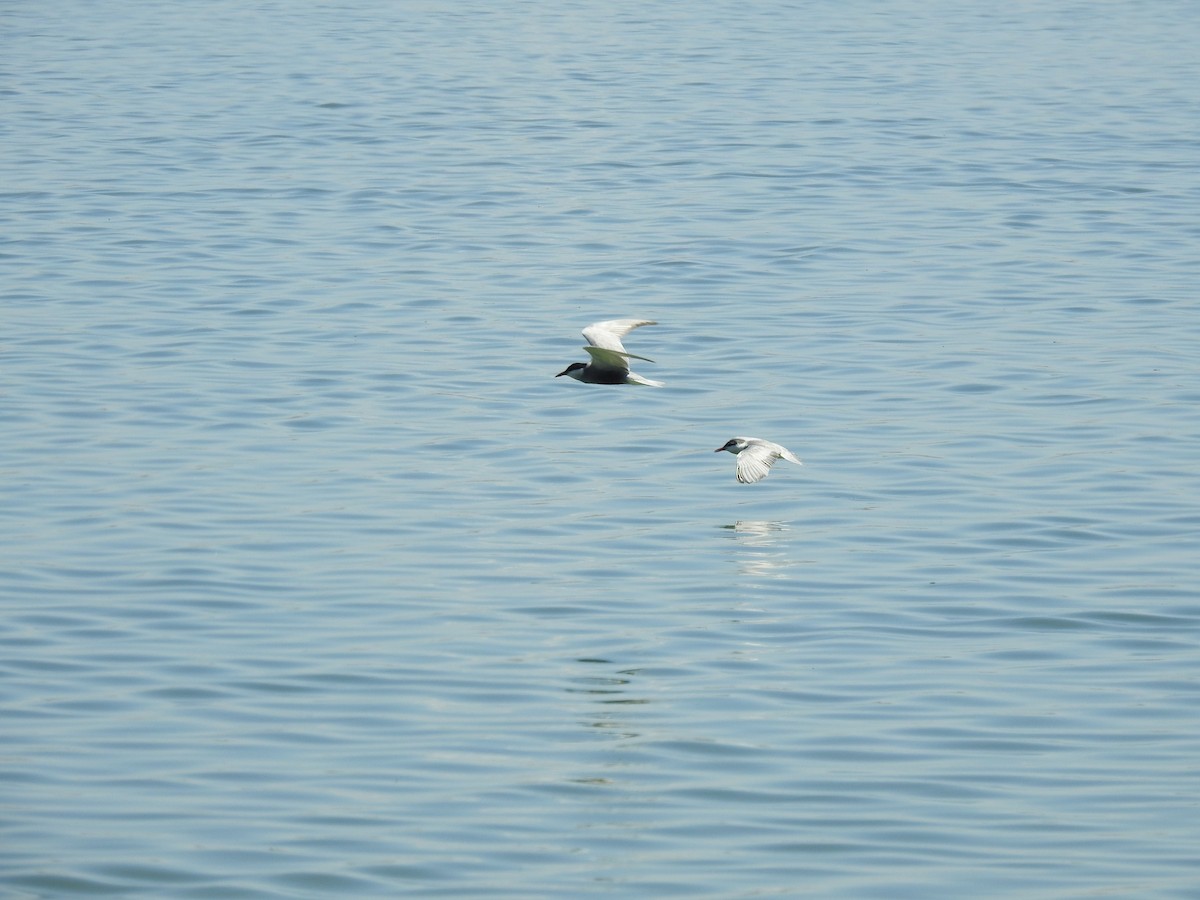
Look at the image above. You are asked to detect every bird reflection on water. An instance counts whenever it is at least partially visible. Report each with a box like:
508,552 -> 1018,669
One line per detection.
720,520 -> 797,579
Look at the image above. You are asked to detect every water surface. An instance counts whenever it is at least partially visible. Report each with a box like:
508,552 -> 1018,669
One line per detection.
3,1 -> 1199,897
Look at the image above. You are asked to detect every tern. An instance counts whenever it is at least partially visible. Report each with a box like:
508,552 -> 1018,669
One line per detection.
556,319 -> 664,387
715,437 -> 802,484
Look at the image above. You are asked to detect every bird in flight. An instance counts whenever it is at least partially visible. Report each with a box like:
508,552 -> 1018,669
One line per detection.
714,437 -> 802,484
556,319 -> 664,387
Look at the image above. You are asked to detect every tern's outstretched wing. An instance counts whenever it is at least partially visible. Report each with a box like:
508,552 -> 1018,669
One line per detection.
582,319 -> 657,355
735,444 -> 778,484
735,441 -> 802,484
583,345 -> 634,375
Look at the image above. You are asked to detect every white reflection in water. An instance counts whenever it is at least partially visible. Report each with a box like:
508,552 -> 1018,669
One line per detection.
720,520 -> 797,579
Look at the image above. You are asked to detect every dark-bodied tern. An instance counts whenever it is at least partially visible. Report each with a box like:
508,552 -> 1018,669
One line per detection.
556,319 -> 664,387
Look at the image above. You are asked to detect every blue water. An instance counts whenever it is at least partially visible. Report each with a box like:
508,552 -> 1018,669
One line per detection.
3,1 -> 1199,897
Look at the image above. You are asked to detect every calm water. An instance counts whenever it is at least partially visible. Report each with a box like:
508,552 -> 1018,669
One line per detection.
3,1 -> 1199,897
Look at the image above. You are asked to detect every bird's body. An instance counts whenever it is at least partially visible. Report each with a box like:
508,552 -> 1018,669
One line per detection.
556,319 -> 663,387
715,436 -> 802,484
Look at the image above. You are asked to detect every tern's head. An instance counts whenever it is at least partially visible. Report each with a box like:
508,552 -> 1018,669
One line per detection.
715,437 -> 751,454
556,362 -> 587,380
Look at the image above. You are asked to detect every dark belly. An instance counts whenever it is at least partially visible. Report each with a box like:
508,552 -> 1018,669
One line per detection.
585,369 -> 628,384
